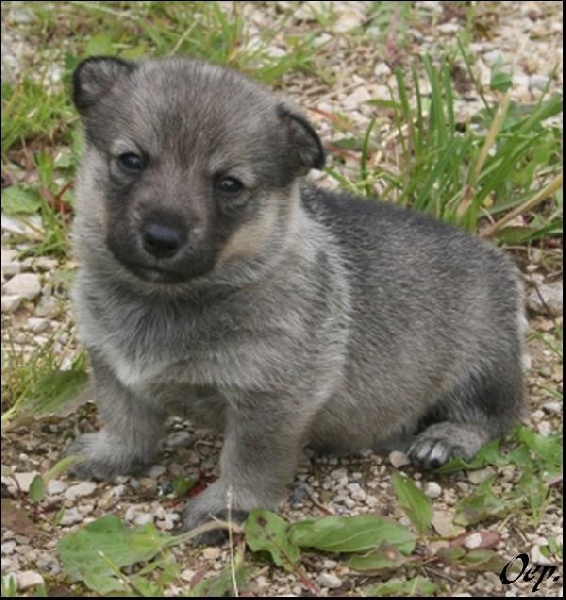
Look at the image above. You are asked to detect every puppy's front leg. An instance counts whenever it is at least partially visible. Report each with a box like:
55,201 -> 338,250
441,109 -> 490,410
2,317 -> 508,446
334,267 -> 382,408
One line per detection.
68,356 -> 166,481
183,394 -> 310,544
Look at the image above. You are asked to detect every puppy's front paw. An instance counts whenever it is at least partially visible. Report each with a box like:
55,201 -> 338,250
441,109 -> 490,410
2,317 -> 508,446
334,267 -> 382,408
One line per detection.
182,482 -> 252,545
67,432 -> 156,481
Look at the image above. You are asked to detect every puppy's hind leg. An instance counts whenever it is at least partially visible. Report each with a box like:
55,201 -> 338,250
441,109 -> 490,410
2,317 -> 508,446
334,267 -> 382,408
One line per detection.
407,365 -> 524,469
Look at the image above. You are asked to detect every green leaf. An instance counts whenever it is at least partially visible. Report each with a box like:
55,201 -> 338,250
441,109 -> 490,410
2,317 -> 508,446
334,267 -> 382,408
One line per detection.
391,473 -> 433,536
27,369 -> 88,417
361,576 -> 436,597
29,475 -> 46,503
435,546 -> 507,572
58,515 -> 170,594
517,427 -> 563,474
348,543 -> 416,573
435,438 -> 508,473
85,32 -> 115,56
288,514 -> 416,555
244,509 -> 300,572
453,477 -> 506,526
1,186 -> 42,216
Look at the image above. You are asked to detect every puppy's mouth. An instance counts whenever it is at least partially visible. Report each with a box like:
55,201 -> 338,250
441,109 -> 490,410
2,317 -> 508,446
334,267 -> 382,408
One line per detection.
126,263 -> 188,284
118,257 -> 217,285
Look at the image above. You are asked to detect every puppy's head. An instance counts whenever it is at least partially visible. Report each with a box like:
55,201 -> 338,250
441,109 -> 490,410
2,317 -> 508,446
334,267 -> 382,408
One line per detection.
72,56 -> 324,286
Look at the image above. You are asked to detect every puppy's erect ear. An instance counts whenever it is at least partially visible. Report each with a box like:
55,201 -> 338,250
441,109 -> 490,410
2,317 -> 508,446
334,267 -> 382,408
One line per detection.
72,56 -> 136,114
277,104 -> 326,172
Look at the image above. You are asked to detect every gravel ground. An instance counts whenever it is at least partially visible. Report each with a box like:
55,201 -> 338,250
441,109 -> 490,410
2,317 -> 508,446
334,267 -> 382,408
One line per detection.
1,1 -> 563,597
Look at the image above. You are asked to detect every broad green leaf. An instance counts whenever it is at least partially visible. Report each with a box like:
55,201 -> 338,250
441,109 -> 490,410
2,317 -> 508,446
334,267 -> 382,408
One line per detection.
288,514 -> 416,555
58,515 -> 170,594
391,473 -> 432,536
244,509 -> 300,572
1,186 -> 42,216
348,543 -> 416,573
361,576 -> 436,597
29,475 -> 46,503
435,546 -> 507,572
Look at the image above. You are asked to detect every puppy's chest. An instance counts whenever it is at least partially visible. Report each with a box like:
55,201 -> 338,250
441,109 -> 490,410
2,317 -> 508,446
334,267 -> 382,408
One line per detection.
80,294 -> 274,393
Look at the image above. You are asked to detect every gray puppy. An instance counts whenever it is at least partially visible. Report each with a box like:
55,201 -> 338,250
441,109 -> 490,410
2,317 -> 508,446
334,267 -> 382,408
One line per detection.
69,56 -> 525,542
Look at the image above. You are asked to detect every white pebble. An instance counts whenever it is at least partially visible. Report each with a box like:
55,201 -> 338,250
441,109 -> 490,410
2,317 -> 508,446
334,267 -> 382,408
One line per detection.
1,295 -> 21,314
464,532 -> 483,550
317,572 -> 343,589
47,479 -> 67,496
147,465 -> 166,478
60,508 -> 83,526
64,482 -> 98,501
2,273 -> 41,300
13,472 -> 39,493
425,482 -> 442,499
389,450 -> 410,468
134,513 -> 153,526
15,570 -> 44,590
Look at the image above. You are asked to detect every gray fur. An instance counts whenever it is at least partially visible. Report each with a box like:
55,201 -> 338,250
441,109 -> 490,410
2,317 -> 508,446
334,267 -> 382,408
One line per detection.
68,56 -> 525,542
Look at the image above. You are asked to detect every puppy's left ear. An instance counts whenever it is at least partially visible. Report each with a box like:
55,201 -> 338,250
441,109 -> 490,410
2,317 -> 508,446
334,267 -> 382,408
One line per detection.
277,104 -> 325,172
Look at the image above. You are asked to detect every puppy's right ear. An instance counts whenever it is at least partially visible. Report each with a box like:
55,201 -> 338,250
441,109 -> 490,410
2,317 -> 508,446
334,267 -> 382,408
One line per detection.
72,56 -> 136,114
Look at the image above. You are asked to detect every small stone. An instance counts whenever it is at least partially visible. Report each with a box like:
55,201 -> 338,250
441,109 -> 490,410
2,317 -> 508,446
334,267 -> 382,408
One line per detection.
2,273 -> 41,301
437,22 -> 460,34
167,432 -> 195,449
373,63 -> 391,78
424,481 -> 442,499
1,540 -> 17,555
13,471 -> 39,493
527,282 -> 563,316
202,547 -> 221,561
343,86 -> 371,111
467,468 -> 492,484
531,544 -> 554,566
483,50 -> 503,65
134,513 -> 153,526
1,248 -> 20,276
347,482 -> 367,501
47,479 -> 67,495
25,317 -> 50,333
1,214 -> 43,236
432,510 -> 455,536
15,570 -> 44,590
500,466 -> 516,483
60,508 -> 83,526
536,421 -> 552,436
34,296 -> 60,317
64,482 -> 98,501
464,532 -> 483,550
181,568 -> 196,583
389,450 -> 410,468
530,74 -> 550,91
542,401 -> 561,415
147,465 -> 166,478
1,295 -> 21,314
33,256 -> 59,271
317,572 -> 343,589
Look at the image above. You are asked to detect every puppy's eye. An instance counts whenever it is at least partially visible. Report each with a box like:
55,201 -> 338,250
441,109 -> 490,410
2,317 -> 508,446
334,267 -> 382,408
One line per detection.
118,152 -> 145,172
217,177 -> 243,194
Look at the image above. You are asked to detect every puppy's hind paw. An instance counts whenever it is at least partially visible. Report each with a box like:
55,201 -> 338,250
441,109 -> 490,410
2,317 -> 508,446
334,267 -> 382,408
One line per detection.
407,422 -> 486,470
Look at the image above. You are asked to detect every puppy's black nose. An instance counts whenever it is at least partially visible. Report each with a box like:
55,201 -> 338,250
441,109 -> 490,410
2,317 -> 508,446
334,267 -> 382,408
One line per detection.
142,222 -> 186,259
